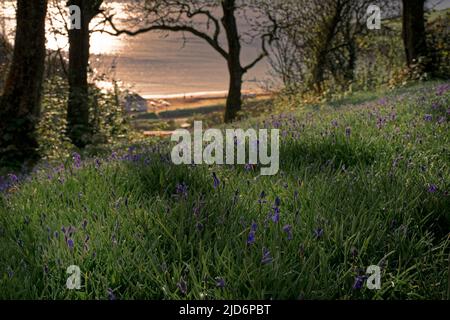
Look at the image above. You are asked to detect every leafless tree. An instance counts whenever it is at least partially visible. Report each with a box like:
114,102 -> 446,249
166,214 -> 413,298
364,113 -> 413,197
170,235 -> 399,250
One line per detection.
102,0 -> 276,122
267,0 -> 396,93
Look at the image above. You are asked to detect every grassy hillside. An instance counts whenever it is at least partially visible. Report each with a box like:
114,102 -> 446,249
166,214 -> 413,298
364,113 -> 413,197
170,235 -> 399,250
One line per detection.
0,81 -> 449,299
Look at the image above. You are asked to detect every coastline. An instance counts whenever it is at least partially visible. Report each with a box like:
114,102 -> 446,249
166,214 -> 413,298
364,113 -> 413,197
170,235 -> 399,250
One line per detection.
144,90 -> 272,114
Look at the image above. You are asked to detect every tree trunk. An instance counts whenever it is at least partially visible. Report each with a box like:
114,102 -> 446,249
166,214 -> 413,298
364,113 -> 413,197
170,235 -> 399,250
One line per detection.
309,5 -> 342,93
225,62 -> 243,123
0,0 -> 48,168
222,0 -> 243,123
67,0 -> 101,148
402,0 -> 428,68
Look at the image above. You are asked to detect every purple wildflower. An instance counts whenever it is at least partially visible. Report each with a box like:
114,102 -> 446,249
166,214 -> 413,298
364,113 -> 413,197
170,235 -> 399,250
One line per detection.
212,172 -> 220,189
314,228 -> 324,239
261,248 -> 273,265
378,98 -> 387,106
272,207 -> 280,223
177,278 -> 188,295
244,163 -> 254,171
8,174 -> 19,185
258,191 -> 267,204
95,158 -> 101,169
390,112 -> 397,121
82,219 -> 88,230
283,224 -> 293,240
436,84 -> 450,96
331,120 -> 339,128
352,275 -> 368,290
215,278 -> 226,288
274,196 -> 281,207
345,127 -> 352,138
424,114 -> 433,122
67,238 -> 74,250
175,183 -> 188,199
428,184 -> 438,193
107,288 -> 116,300
72,153 -> 82,168
247,231 -> 256,245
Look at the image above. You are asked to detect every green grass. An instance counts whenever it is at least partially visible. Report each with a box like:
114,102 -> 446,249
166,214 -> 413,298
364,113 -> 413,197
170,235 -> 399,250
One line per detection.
0,82 -> 449,300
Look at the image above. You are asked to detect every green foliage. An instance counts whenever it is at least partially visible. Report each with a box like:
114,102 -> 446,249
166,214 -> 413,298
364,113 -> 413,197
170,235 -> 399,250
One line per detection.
355,28 -> 405,91
427,11 -> 450,79
1,82 -> 448,299
88,81 -> 132,146
37,76 -> 133,161
37,77 -> 72,161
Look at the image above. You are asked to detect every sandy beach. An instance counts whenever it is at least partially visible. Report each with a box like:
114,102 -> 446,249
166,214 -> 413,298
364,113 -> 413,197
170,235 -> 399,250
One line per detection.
145,91 -> 272,114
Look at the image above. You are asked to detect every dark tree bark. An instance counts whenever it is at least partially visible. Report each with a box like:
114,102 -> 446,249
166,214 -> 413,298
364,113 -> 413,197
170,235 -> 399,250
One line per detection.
310,3 -> 342,93
67,0 -> 102,148
402,0 -> 429,68
222,0 -> 244,123
0,0 -> 48,168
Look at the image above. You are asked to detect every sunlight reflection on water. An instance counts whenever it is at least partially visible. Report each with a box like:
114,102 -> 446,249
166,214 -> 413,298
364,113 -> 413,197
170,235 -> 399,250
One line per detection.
0,1 -> 270,97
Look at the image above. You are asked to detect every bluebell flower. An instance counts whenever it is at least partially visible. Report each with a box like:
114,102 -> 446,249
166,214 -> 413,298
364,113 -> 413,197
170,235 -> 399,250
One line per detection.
215,278 -> 226,288
314,228 -> 324,239
72,153 -> 82,168
345,127 -> 352,138
177,278 -> 188,295
428,184 -> 438,193
8,174 -> 19,185
283,224 -> 293,240
247,231 -> 256,245
352,275 -> 368,290
244,164 -> 254,171
107,288 -> 116,300
272,207 -> 280,223
212,172 -> 220,189
258,191 -> 267,204
175,183 -> 188,199
274,196 -> 281,207
261,248 -> 273,265
67,238 -> 74,250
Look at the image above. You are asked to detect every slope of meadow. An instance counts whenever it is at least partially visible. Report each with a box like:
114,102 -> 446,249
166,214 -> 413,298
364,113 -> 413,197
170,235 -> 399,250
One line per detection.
0,82 -> 449,299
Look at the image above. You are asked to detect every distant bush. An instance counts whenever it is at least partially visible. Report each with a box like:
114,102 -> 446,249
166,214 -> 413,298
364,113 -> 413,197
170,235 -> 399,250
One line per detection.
427,11 -> 450,79
37,76 -> 134,161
